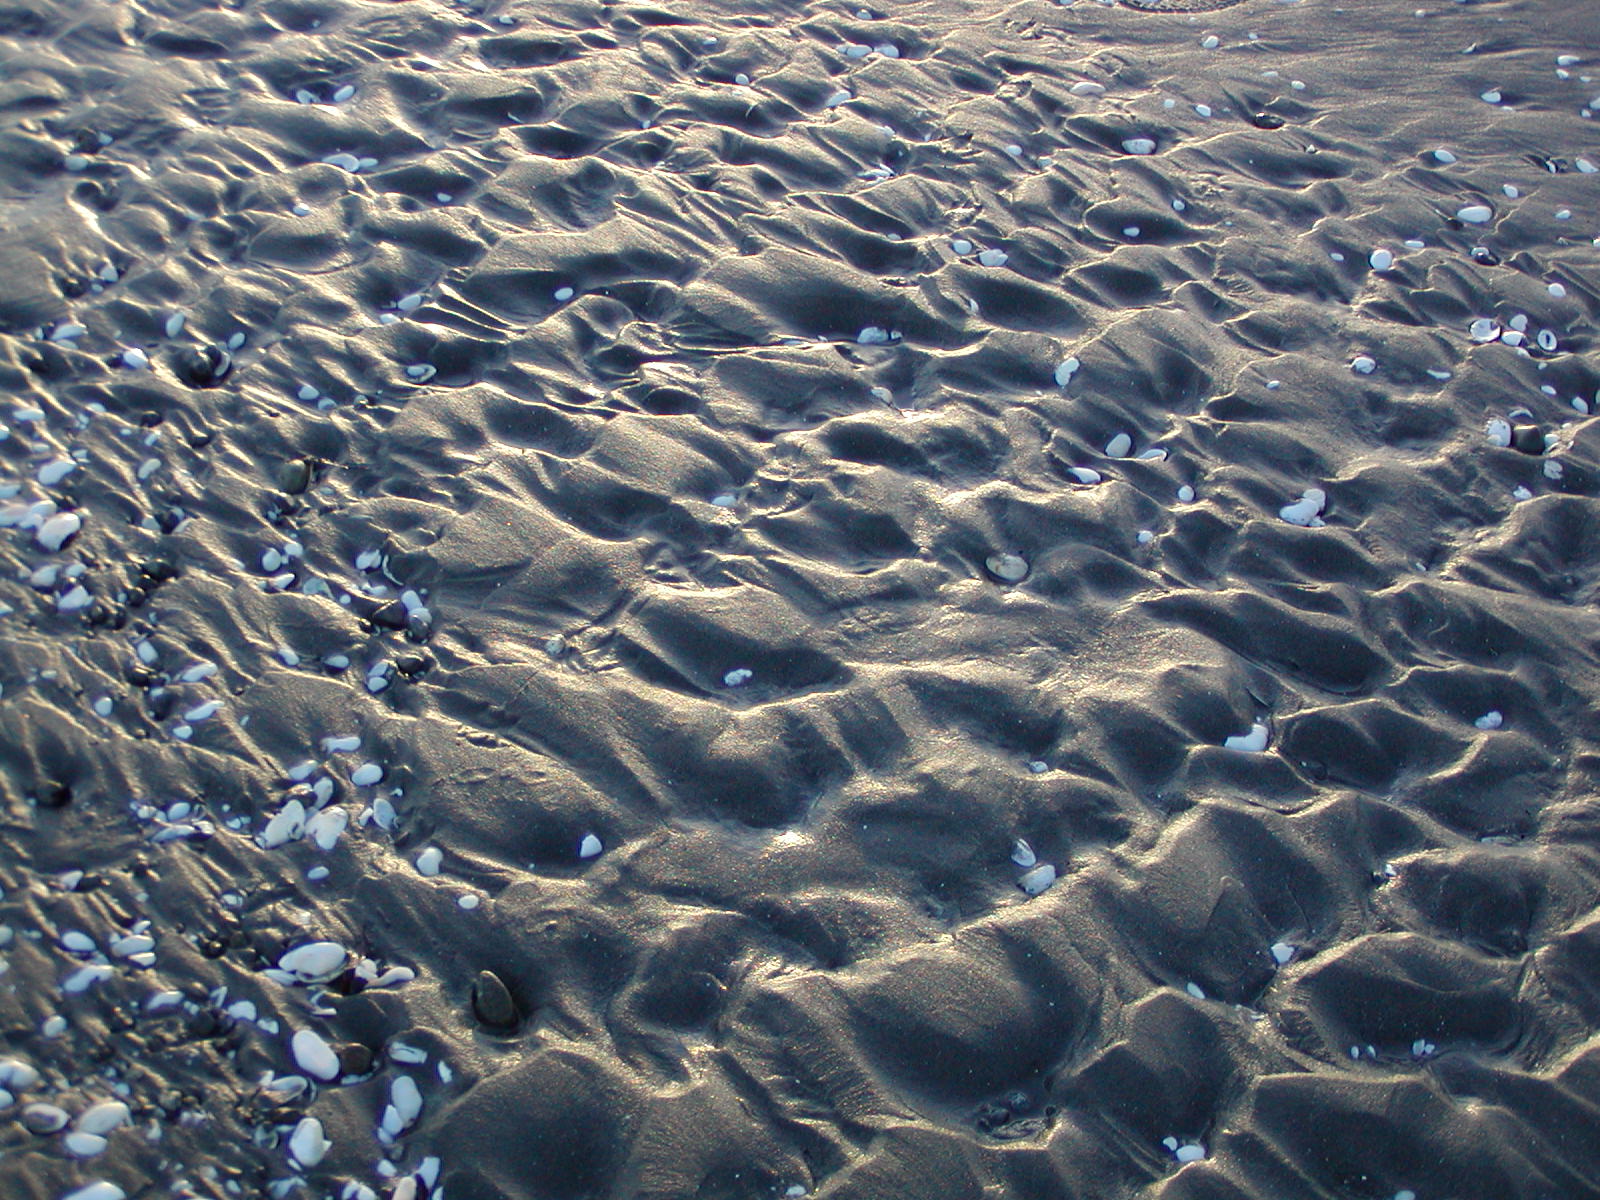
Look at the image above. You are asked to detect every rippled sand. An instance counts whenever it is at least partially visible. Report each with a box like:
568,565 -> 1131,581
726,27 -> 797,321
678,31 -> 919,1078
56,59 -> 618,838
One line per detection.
3,1 -> 1600,1198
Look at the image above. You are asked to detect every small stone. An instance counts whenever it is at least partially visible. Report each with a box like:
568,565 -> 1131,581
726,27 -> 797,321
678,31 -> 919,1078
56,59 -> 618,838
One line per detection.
175,344 -> 232,388
471,970 -> 518,1030
1511,424 -> 1544,455
985,554 -> 1028,583
276,459 -> 312,494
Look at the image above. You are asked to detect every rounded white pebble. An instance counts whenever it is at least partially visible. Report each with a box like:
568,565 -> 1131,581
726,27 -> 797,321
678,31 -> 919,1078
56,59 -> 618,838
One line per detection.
1054,357 -> 1080,386
351,763 -> 383,786
1485,418 -> 1512,447
1270,941 -> 1295,965
1475,710 -> 1504,730
1175,1143 -> 1206,1163
1456,204 -> 1493,224
1351,355 -> 1376,375
1177,485 -> 1195,503
1121,137 -> 1156,155
416,847 -> 443,876
578,833 -> 603,859
1369,249 -> 1394,270
977,248 -> 1008,267
1104,432 -> 1132,458
554,286 -> 575,301
723,668 -> 753,687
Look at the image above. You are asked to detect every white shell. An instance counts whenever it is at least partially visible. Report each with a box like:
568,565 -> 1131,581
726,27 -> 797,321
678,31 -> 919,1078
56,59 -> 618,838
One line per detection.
75,1101 -> 130,1135
986,553 -> 1028,583
1018,863 -> 1057,895
1279,488 -> 1326,527
291,1029 -> 340,1081
1224,722 -> 1270,752
289,1116 -> 331,1167
62,1185 -> 126,1200
279,942 -> 348,982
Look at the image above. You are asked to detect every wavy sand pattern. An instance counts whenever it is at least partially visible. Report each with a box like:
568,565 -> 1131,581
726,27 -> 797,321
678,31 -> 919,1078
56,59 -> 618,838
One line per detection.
3,0 -> 1600,1198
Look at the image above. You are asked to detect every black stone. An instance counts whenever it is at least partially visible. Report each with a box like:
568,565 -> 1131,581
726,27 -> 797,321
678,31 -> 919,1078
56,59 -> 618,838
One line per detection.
471,969 -> 519,1030
38,781 -> 72,808
175,344 -> 232,387
1511,424 -> 1544,455
275,458 -> 312,494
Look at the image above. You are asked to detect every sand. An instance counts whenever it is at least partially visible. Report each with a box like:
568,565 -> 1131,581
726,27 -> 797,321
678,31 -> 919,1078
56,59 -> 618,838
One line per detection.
3,0 -> 1600,1197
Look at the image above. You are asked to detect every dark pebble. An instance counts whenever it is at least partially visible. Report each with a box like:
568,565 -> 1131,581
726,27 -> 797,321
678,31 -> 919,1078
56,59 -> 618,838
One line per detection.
275,458 -> 312,494
1511,424 -> 1544,455
38,781 -> 72,808
1471,246 -> 1501,266
337,1043 -> 375,1076
471,969 -> 519,1030
395,652 -> 432,677
1251,111 -> 1285,129
175,344 -> 232,388
370,601 -> 408,631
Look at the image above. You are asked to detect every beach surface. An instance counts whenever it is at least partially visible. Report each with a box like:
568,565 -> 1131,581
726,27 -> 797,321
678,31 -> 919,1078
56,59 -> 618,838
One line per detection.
3,0 -> 1600,1197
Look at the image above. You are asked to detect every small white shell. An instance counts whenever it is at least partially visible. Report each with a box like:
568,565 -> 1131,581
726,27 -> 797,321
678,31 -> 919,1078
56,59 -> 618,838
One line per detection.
1018,863 -> 1057,895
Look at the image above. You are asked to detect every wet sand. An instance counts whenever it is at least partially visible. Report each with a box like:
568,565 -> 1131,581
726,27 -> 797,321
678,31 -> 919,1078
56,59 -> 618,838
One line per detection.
3,0 -> 1600,1197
